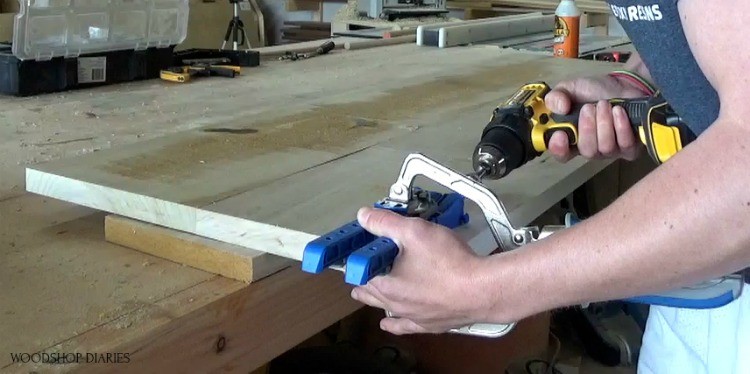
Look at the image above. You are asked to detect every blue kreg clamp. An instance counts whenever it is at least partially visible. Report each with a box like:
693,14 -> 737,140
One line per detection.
301,190 -> 470,286
564,213 -> 743,309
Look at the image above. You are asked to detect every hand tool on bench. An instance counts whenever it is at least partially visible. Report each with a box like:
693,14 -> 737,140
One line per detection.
279,40 -> 335,61
467,81 -> 743,309
160,63 -> 241,83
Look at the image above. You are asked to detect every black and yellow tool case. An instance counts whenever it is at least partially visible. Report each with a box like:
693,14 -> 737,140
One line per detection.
0,44 -> 176,96
0,1 -> 189,96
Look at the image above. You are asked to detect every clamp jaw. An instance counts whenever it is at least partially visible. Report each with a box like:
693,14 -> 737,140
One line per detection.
387,153 -> 548,251
302,152 -> 556,338
387,153 -> 568,256
384,153 -> 565,338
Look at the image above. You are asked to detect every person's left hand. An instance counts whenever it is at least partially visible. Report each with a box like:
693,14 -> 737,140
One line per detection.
350,206 -> 492,335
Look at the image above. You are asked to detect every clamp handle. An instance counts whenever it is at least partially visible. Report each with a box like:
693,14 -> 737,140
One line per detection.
343,191 -> 470,285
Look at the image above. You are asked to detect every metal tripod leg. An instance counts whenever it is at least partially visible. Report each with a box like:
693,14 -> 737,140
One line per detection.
221,2 -> 251,50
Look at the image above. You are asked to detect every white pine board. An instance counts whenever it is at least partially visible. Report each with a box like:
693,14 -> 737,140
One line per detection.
26,168 -> 315,261
437,14 -> 555,48
416,13 -> 543,46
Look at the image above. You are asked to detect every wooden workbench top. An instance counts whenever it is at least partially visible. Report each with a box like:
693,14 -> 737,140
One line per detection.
1,43 -> 619,373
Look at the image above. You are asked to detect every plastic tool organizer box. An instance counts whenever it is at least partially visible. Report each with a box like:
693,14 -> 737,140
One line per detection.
0,0 -> 189,96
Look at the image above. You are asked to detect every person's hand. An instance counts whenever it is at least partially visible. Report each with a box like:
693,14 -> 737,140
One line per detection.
544,75 -> 647,162
349,206 -> 493,335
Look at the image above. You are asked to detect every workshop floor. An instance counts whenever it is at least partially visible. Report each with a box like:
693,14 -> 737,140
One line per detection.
505,332 -> 638,374
505,307 -> 642,374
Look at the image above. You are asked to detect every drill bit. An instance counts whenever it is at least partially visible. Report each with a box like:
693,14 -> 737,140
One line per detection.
467,166 -> 489,182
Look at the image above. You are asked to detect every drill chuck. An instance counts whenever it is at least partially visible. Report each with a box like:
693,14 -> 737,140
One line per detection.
472,109 -> 531,180
472,146 -> 506,179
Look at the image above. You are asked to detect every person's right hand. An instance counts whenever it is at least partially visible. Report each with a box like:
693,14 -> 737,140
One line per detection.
543,75 -> 647,163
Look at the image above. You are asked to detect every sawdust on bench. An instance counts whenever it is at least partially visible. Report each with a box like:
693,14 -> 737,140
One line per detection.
102,59 -> 555,182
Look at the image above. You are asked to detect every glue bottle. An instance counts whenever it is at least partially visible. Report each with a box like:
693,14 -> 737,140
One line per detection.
553,0 -> 581,58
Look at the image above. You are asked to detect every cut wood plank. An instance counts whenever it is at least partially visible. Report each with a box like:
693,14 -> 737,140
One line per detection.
27,168 -> 318,261
449,0 -> 610,14
494,0 -> 611,13
251,37 -> 356,58
416,13 -> 541,46
344,34 -> 417,49
105,215 -> 291,283
383,28 -> 416,38
429,14 -> 555,48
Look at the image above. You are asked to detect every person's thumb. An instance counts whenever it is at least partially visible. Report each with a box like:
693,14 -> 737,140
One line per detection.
357,206 -> 408,246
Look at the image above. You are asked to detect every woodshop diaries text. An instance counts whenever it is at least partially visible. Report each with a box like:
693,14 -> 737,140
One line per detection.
10,352 -> 131,365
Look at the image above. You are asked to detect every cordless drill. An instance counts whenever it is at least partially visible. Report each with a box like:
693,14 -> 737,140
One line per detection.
471,82 -> 695,180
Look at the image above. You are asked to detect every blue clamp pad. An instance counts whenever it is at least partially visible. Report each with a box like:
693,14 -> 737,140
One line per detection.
301,220 -> 375,274
344,238 -> 400,286
563,213 -> 742,309
344,192 -> 471,286
301,191 -> 429,274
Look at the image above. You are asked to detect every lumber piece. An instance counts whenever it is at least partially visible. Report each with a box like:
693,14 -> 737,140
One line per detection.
344,34 -> 417,50
426,13 -> 554,48
251,37 -> 356,58
447,0 -> 611,13
105,215 -> 292,283
383,28 -> 416,38
26,168 -> 318,261
415,15 -> 514,45
416,12 -> 542,46
492,0 -> 611,13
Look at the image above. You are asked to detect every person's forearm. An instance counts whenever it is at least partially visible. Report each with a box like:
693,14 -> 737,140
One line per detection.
479,115 -> 750,321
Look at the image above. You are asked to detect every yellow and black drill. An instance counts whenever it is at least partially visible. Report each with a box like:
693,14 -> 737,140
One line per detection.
471,82 -> 696,180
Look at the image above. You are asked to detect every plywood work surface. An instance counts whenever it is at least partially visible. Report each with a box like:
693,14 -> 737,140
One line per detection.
6,43 -> 618,372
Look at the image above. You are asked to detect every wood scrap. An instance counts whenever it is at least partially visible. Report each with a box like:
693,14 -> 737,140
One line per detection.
105,215 -> 292,283
251,37 -> 356,59
421,13 -> 553,48
344,34 -> 417,50
446,15 -> 554,48
416,13 -> 541,45
447,0 -> 611,14
383,28 -> 416,38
